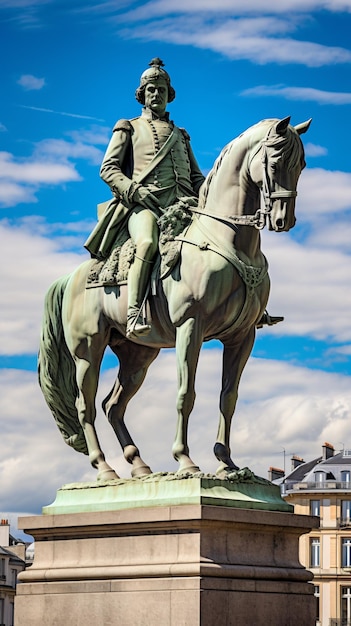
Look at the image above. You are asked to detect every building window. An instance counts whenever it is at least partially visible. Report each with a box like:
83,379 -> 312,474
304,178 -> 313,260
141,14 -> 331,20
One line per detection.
341,501 -> 351,526
342,538 -> 351,568
310,500 -> 320,517
341,470 -> 351,485
314,585 -> 320,622
0,598 -> 4,624
0,557 -> 5,579
310,538 -> 320,567
314,471 -> 325,484
342,587 -> 351,624
11,567 -> 17,587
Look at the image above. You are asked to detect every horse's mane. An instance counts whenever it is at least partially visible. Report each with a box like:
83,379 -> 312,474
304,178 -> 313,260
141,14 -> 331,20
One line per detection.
198,141 -> 234,210
198,119 -> 304,210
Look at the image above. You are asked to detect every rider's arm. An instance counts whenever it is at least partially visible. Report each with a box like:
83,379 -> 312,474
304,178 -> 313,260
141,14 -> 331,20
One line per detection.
100,119 -> 138,207
100,119 -> 160,211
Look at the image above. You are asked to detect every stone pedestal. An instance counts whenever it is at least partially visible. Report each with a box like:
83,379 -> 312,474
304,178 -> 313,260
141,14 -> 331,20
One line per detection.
15,476 -> 318,625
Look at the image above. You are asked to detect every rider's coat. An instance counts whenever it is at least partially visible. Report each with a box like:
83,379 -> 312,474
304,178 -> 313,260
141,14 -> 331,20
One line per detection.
84,108 -> 204,259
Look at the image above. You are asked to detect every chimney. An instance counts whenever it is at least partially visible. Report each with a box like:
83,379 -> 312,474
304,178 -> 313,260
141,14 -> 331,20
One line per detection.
0,518 -> 10,547
268,467 -> 285,482
291,455 -> 304,471
322,442 -> 334,460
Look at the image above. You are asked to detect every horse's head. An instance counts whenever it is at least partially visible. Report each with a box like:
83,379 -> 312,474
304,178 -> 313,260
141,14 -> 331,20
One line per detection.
249,117 -> 311,232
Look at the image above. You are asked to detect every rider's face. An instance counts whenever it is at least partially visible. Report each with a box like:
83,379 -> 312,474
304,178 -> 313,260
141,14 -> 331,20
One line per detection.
144,80 -> 168,116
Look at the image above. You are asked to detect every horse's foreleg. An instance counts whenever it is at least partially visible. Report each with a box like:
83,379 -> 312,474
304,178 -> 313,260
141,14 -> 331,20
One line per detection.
215,330 -> 255,476
75,348 -> 119,481
173,317 -> 202,474
104,341 -> 160,477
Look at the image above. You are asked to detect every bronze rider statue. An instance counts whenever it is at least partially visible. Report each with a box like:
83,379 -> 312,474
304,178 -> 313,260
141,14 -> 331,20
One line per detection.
85,58 -> 205,338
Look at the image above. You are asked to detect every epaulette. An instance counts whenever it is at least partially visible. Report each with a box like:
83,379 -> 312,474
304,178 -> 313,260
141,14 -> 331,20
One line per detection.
179,127 -> 190,141
113,119 -> 133,132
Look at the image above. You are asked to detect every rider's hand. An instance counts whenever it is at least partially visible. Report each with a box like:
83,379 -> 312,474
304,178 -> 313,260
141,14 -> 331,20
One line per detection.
132,185 -> 161,212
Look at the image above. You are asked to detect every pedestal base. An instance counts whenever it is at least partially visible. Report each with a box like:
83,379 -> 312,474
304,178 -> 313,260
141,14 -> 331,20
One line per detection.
16,478 -> 318,625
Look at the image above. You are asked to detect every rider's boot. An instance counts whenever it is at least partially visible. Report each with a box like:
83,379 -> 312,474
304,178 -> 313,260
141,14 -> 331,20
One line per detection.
126,255 -> 153,339
256,310 -> 284,329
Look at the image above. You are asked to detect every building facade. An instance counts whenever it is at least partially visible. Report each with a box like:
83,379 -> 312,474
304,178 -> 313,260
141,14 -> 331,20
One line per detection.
277,443 -> 351,626
0,520 -> 26,626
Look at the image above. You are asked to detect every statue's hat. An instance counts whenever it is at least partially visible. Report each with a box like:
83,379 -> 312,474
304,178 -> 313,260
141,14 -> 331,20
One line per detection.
136,58 -> 175,103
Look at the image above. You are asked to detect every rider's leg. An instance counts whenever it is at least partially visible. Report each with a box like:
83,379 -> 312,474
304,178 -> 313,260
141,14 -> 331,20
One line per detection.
126,207 -> 158,338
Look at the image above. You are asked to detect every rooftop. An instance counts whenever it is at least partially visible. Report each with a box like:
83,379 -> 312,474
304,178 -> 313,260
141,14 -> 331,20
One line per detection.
275,444 -> 351,494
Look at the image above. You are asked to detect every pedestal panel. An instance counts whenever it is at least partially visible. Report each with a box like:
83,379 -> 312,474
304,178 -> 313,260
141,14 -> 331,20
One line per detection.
15,486 -> 318,626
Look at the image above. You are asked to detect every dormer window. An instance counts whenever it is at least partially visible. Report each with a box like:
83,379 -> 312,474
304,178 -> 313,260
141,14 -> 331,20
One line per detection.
341,471 -> 350,484
315,471 -> 325,483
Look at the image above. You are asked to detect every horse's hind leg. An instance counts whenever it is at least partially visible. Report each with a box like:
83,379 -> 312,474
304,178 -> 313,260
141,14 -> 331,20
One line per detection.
103,338 -> 160,477
74,340 -> 119,482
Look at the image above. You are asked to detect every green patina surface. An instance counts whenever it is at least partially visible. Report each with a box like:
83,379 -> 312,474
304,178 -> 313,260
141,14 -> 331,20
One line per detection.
43,470 -> 292,515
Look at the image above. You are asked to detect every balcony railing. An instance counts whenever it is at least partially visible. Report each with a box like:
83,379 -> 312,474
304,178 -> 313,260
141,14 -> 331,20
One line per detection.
338,518 -> 351,528
282,481 -> 351,493
330,619 -> 351,625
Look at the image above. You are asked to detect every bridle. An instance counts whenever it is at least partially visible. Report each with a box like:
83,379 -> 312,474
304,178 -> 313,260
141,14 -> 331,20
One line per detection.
258,140 -> 297,230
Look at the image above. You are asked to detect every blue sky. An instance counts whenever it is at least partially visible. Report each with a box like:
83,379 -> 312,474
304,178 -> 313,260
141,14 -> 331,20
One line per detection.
1,0 -> 351,536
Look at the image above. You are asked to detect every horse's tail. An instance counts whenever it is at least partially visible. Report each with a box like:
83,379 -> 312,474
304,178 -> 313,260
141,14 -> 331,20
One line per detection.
38,275 -> 88,455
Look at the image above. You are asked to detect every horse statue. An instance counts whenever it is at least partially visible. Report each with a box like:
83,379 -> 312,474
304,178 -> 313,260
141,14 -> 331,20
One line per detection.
38,116 -> 311,481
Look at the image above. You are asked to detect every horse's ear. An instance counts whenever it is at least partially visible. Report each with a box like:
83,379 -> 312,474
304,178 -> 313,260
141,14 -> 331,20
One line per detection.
275,116 -> 291,135
294,118 -> 312,135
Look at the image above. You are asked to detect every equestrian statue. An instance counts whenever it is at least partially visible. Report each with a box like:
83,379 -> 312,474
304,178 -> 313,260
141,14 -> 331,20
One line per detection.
38,59 -> 311,480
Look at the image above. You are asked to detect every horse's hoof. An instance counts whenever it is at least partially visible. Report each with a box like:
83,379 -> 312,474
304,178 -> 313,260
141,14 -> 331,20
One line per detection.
131,464 -> 153,477
177,464 -> 201,475
216,463 -> 240,479
97,468 -> 119,481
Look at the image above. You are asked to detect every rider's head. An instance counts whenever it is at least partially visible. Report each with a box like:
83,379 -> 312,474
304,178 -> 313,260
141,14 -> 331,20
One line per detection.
135,58 -> 176,106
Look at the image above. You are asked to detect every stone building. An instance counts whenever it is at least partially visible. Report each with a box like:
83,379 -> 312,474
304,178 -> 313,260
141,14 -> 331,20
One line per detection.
272,443 -> 351,626
0,520 -> 26,626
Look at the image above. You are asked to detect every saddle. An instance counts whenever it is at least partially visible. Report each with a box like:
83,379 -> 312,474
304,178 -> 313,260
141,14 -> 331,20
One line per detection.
86,200 -> 193,289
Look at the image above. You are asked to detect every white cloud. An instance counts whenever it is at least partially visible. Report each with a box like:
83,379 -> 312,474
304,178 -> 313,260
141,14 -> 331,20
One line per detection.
264,235 -> 351,341
298,168 -> 351,215
34,138 -> 103,166
304,143 -> 328,157
0,0 -> 50,7
0,181 -> 38,206
68,126 -> 110,146
0,129 -> 105,207
0,122 -> 7,132
0,151 -> 80,185
0,151 -> 81,207
1,351 -> 350,516
17,74 -> 45,90
118,16 -> 351,66
0,218 -> 88,355
20,105 -> 105,122
305,219 -> 351,253
242,84 -> 351,104
113,0 -> 351,20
